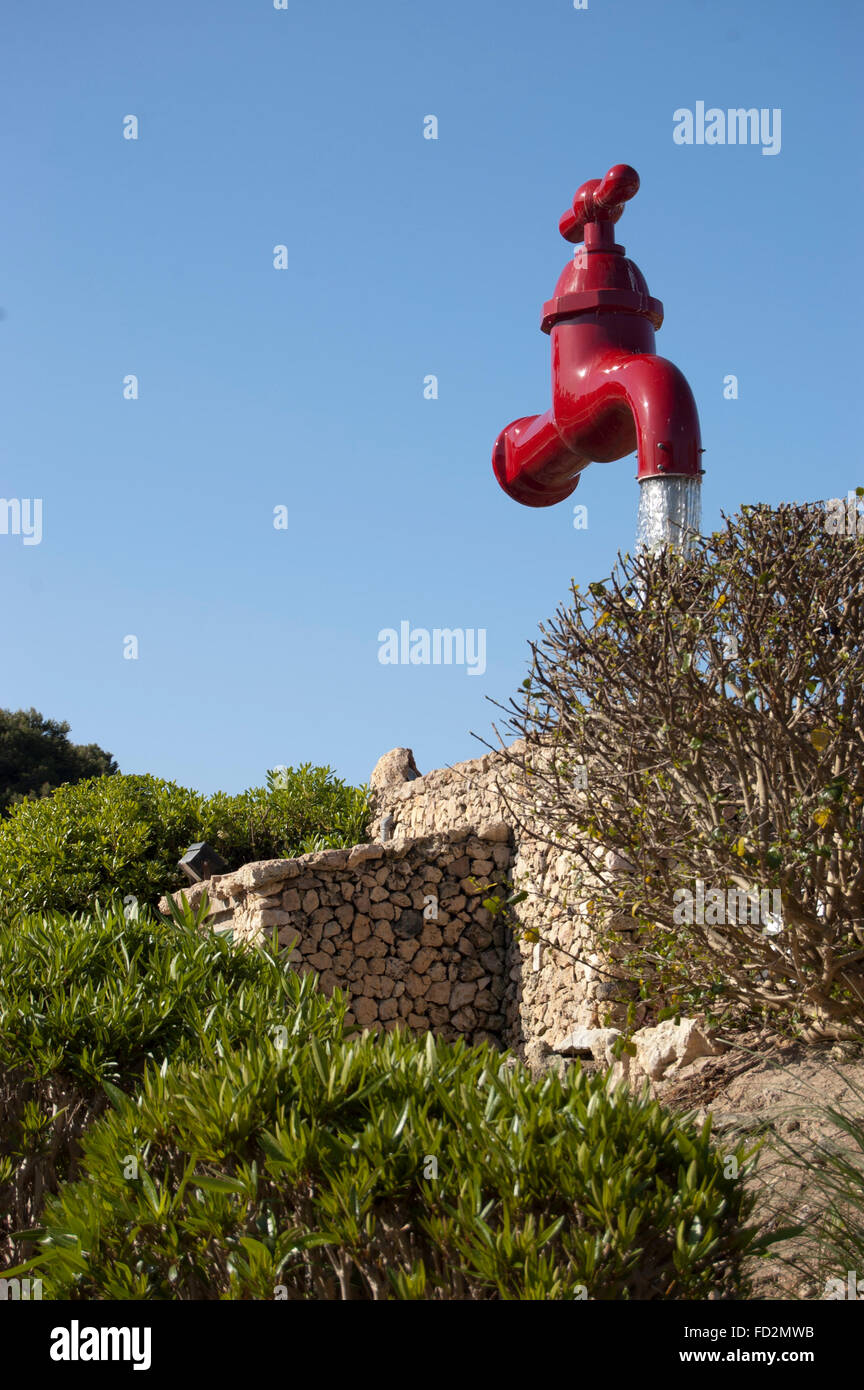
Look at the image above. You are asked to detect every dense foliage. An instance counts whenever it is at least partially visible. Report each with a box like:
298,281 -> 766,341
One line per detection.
495,502 -> 864,1039
2,902 -> 760,1300
18,1027 -> 758,1301
0,897 -> 341,1265
0,707 -> 117,814
0,764 -> 369,919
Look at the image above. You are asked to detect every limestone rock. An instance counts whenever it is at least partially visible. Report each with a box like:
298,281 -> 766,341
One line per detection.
258,908 -> 294,927
477,821 -> 510,843
553,1026 -> 621,1064
370,748 -> 421,793
633,1018 -> 720,1080
238,859 -> 302,890
347,843 -> 385,868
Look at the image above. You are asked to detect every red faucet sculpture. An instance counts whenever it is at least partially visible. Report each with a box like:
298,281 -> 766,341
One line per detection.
493,165 -> 703,508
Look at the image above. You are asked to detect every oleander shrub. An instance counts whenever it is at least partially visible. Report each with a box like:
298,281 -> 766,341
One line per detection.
16,1030 -> 763,1301
0,898 -> 345,1265
0,764 -> 369,919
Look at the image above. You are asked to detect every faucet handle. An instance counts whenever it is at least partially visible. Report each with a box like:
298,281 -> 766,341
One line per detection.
559,164 -> 640,245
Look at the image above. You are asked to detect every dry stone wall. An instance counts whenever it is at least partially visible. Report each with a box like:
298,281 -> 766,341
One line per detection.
164,828 -> 518,1047
369,747 -> 633,1055
167,746 -> 630,1057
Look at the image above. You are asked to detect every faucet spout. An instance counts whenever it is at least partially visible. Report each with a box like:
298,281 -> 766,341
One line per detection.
492,410 -> 589,508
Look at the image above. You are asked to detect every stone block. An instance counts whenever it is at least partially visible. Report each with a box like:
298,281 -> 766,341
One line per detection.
347,843 -> 385,868
356,936 -> 387,958
633,1019 -> 720,1080
352,997 -> 379,1027
352,916 -> 371,943
477,821 -> 510,843
450,981 -> 477,1010
258,908 -> 294,927
452,1007 -> 477,1032
370,901 -> 395,920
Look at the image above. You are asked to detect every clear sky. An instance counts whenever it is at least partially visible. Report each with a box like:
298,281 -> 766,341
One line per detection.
1,0 -> 860,795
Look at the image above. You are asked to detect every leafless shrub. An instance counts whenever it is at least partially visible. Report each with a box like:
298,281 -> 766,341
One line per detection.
487,502 -> 864,1039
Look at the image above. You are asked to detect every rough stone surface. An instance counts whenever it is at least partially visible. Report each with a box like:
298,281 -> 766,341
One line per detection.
163,825 -> 516,1048
553,1026 -> 622,1063
632,1018 -> 721,1080
370,748 -> 421,794
163,743 -> 628,1056
365,745 -> 629,1049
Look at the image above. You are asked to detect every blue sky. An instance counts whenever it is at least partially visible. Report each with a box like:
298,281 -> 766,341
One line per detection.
1,0 -> 860,795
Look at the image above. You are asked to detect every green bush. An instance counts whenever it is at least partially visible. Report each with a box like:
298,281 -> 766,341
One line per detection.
17,1028 -> 761,1301
0,764 -> 369,919
0,898 -> 345,1266
208,765 -> 370,862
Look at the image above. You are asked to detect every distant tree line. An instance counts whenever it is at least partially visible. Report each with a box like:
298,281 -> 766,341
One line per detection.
0,708 -> 117,814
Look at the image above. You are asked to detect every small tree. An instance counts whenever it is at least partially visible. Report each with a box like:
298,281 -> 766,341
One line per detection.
492,501 -> 864,1039
0,708 -> 117,814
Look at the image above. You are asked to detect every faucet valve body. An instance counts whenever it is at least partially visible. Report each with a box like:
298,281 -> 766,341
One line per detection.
493,165 -> 703,508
